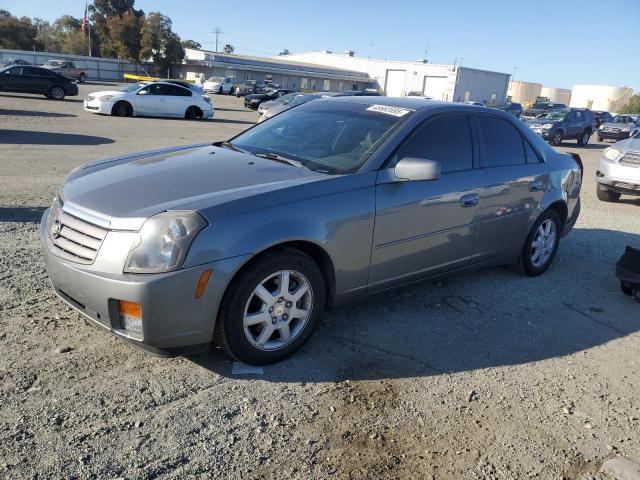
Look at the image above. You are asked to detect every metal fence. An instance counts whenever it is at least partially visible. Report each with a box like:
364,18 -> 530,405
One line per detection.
0,48 -> 153,82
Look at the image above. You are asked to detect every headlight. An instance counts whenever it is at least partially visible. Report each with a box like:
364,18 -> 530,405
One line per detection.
599,124 -> 605,130
124,211 -> 207,274
542,123 -> 554,129
98,95 -> 114,101
603,148 -> 622,161
621,127 -> 631,132
45,197 -> 63,246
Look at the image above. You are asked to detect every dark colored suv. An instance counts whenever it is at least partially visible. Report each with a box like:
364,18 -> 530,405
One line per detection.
526,108 -> 594,145
521,102 -> 567,121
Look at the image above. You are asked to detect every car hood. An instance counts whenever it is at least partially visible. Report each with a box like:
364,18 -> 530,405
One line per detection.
601,122 -> 634,129
86,90 -> 125,98
526,118 -> 561,125
610,137 -> 640,151
60,144 -> 326,230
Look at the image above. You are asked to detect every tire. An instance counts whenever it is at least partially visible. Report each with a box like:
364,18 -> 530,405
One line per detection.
111,101 -> 132,117
596,184 -> 621,202
215,249 -> 326,365
621,282 -> 634,297
516,209 -> 562,277
550,130 -> 563,146
218,86 -> 223,94
79,73 -> 86,83
185,106 -> 201,120
577,130 -> 590,146
230,87 -> 235,95
49,86 -> 66,100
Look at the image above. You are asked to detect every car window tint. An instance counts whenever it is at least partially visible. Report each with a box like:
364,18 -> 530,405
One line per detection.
478,116 -> 526,167
160,84 -> 191,96
4,66 -> 22,75
23,67 -> 45,76
575,111 -> 584,121
146,84 -> 164,95
398,115 -> 473,173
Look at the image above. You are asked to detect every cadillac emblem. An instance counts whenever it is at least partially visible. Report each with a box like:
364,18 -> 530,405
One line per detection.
51,219 -> 61,239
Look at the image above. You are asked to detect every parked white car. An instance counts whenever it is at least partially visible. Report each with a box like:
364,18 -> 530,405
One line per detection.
84,81 -> 214,119
203,76 -> 235,94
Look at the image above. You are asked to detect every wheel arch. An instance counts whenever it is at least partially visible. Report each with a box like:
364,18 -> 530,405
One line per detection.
224,239 -> 337,309
111,100 -> 132,116
543,200 -> 568,232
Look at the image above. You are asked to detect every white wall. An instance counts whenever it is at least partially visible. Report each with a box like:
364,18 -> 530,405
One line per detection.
454,68 -> 510,104
570,85 -> 634,112
507,81 -> 542,104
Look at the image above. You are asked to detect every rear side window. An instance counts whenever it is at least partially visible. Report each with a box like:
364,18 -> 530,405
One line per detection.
160,84 -> 191,96
524,140 -> 541,164
478,116 -> 526,167
398,114 -> 473,173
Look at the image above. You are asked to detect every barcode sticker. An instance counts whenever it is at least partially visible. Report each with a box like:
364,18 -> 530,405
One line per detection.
366,104 -> 413,117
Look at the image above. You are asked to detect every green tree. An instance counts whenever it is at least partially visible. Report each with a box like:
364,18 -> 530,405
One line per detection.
181,39 -> 201,49
0,11 -> 40,50
106,10 -> 142,60
620,95 -> 640,114
140,12 -> 184,74
90,0 -> 142,58
223,43 -> 234,54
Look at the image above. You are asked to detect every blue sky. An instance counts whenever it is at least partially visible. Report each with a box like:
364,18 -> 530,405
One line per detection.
2,0 -> 639,91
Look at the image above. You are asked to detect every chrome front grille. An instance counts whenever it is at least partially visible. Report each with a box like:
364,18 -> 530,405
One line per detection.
50,211 -> 108,264
620,151 -> 640,168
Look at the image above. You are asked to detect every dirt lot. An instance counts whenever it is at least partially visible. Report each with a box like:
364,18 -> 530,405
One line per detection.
1,84 -> 639,480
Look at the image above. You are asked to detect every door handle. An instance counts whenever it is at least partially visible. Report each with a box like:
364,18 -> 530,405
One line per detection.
460,193 -> 479,207
528,180 -> 543,192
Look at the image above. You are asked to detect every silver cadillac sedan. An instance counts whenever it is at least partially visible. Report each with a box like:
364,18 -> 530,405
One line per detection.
41,97 -> 582,365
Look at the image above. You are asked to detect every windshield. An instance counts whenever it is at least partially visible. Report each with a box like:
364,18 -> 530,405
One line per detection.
277,93 -> 299,104
44,60 -> 63,67
231,101 -> 412,174
613,115 -> 636,124
541,111 -> 566,120
120,82 -> 147,93
207,77 -> 223,82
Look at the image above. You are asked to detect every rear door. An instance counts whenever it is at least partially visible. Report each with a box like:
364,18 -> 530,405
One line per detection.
472,114 -> 549,262
369,113 -> 484,290
160,84 -> 192,117
24,67 -> 54,93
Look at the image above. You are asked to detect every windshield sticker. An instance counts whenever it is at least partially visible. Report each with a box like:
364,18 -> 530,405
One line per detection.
366,105 -> 413,117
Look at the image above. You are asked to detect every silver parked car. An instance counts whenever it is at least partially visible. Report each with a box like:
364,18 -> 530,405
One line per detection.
41,98 -> 582,364
596,130 -> 640,202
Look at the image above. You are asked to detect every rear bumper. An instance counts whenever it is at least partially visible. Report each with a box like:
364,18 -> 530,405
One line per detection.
40,209 -> 250,355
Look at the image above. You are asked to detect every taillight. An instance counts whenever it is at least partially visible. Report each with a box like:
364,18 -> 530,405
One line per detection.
570,153 -> 583,175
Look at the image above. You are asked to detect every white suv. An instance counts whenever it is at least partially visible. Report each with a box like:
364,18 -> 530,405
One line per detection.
596,131 -> 640,202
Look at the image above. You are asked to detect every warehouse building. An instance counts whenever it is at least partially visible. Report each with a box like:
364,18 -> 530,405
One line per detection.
181,48 -> 374,92
570,85 -> 634,113
280,50 -> 510,103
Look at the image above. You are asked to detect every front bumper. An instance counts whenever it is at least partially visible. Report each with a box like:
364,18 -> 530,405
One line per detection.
244,99 -> 260,110
83,98 -> 113,115
596,157 -> 640,196
40,209 -> 250,355
528,126 -> 555,140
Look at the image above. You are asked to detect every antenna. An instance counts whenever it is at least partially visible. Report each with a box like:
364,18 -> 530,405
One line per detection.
212,27 -> 223,53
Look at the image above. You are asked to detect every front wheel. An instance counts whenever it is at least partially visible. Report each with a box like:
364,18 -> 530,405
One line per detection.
215,249 -> 326,365
49,86 -> 66,100
79,73 -> 86,83
516,209 -> 561,277
550,131 -> 563,146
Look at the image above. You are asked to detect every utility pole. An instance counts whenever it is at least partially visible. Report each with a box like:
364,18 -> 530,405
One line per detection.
213,27 -> 223,53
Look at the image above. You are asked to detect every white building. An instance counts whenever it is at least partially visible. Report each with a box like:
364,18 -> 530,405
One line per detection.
282,51 -> 510,103
507,80 -> 542,105
540,86 -> 571,105
570,85 -> 634,113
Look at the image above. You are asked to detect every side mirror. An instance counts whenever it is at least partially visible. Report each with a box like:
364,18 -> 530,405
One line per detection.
137,90 -> 149,95
394,157 -> 441,182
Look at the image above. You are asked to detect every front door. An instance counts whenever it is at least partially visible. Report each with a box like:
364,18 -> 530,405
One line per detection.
134,84 -> 166,116
472,114 -> 549,262
369,113 -> 483,290
0,66 -> 23,92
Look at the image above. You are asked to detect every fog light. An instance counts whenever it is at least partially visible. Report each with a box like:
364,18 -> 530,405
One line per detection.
118,300 -> 142,333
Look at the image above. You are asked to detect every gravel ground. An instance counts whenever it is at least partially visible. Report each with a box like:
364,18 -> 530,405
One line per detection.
1,84 -> 639,479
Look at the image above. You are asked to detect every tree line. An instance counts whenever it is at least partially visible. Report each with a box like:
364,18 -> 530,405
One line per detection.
0,0 -> 204,74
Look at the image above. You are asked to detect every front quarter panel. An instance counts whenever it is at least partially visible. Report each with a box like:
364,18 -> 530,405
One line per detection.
185,172 -> 378,302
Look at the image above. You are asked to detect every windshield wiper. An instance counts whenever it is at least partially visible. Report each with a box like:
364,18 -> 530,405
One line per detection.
252,152 -> 305,168
213,140 -> 247,153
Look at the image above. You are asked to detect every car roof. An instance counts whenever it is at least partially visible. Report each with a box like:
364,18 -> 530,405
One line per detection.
324,95 -> 454,111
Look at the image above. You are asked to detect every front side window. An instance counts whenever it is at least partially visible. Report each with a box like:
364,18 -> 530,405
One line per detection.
232,102 -> 411,174
478,116 -> 526,167
397,114 -> 473,173
2,66 -> 22,76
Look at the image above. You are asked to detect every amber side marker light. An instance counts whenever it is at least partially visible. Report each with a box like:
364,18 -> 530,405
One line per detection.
118,300 -> 142,333
195,269 -> 213,299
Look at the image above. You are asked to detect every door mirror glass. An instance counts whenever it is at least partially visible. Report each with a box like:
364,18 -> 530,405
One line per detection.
137,89 -> 149,95
394,157 -> 441,182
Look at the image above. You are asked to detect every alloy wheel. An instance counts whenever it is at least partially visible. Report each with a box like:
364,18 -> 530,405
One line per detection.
530,219 -> 557,268
51,87 -> 65,100
243,270 -> 313,351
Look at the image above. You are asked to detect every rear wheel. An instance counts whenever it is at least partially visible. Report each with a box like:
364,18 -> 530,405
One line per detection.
185,106 -> 202,120
577,130 -> 590,145
49,86 -> 66,100
596,184 -> 621,202
79,73 -> 86,83
516,209 -> 561,277
111,101 -> 131,117
215,249 -> 326,365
